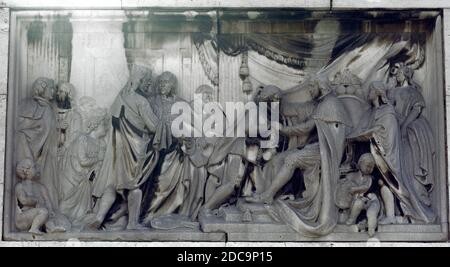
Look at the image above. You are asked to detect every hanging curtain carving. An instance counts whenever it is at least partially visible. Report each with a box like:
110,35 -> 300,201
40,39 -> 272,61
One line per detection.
193,32 -> 340,87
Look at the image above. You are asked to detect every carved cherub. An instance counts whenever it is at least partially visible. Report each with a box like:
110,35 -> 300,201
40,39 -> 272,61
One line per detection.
336,153 -> 380,237
15,159 -> 55,235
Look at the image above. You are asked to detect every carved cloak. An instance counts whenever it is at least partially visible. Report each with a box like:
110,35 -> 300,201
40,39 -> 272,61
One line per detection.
17,97 -> 59,207
387,85 -> 436,223
59,134 -> 103,223
92,91 -> 165,198
271,93 -> 350,237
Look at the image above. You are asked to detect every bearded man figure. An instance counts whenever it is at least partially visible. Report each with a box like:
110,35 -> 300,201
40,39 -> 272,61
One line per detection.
91,65 -> 167,230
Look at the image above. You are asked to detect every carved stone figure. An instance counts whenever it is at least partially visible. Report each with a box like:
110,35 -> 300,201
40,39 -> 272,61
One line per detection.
201,140 -> 245,211
7,14 -> 445,242
59,108 -> 107,225
91,66 -> 165,230
17,77 -> 59,207
336,154 -> 380,237
386,62 -> 436,224
351,193 -> 380,237
378,179 -> 396,225
247,76 -> 353,237
55,82 -> 82,155
142,72 -> 190,223
199,86 -> 278,215
178,85 -> 216,220
15,159 -> 54,235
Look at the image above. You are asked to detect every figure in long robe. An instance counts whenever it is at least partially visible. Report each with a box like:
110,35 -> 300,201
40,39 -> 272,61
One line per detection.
141,72 -> 190,223
247,77 -> 352,237
17,77 -> 59,208
91,66 -> 168,230
59,108 -> 107,226
386,64 -> 436,223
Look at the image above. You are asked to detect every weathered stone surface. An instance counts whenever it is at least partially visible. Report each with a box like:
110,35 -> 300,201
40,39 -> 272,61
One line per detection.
444,10 -> 450,231
0,0 -> 330,9
445,11 -> 450,97
333,0 -> 450,9
0,0 -> 122,9
0,8 -> 8,95
3,230 -> 226,242
0,8 -> 7,241
122,0 -> 330,8
1,9 -> 448,244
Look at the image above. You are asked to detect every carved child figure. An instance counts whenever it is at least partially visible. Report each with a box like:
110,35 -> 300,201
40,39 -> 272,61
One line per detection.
336,153 -> 380,237
15,159 -> 54,235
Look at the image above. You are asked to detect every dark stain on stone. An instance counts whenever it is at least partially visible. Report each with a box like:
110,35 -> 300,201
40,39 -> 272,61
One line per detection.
27,15 -> 73,81
52,15 -> 73,81
27,17 -> 44,45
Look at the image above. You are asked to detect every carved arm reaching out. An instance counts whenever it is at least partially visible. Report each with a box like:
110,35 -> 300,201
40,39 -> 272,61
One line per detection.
281,119 -> 316,137
350,184 -> 371,195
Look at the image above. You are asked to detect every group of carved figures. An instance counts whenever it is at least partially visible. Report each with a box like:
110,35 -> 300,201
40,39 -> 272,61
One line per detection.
14,57 -> 437,238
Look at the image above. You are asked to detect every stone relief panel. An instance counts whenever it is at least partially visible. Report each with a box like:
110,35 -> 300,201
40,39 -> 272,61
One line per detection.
3,10 -> 448,242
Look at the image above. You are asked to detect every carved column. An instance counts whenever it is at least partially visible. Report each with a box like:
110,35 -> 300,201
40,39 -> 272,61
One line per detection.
0,7 -> 9,239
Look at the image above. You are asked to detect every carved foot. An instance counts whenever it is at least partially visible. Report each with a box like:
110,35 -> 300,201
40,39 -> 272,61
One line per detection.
379,217 -> 396,225
198,208 -> 213,218
368,228 -> 376,237
245,193 -> 273,205
29,229 -> 45,235
345,219 -> 356,226
126,223 -> 147,231
86,216 -> 103,230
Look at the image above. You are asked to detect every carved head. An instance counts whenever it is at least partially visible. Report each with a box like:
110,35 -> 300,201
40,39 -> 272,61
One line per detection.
32,77 -> 56,101
254,85 -> 282,103
358,153 -> 376,175
390,63 -> 414,86
300,75 -> 321,100
16,159 -> 37,181
139,71 -> 154,96
158,72 -> 178,96
56,82 -> 75,102
85,108 -> 108,137
196,85 -> 214,103
126,64 -> 152,94
56,83 -> 76,109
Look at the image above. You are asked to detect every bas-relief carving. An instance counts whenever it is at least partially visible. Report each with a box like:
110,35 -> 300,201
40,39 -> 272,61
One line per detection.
7,13 -> 446,241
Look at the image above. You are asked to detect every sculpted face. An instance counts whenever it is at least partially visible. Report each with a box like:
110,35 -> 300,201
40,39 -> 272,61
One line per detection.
202,92 -> 213,103
308,81 -> 320,99
358,154 -> 375,175
396,70 -> 406,85
33,78 -> 56,101
56,83 -> 73,102
16,159 -> 37,181
158,73 -> 177,96
257,85 -> 282,103
140,75 -> 153,95
160,80 -> 172,96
